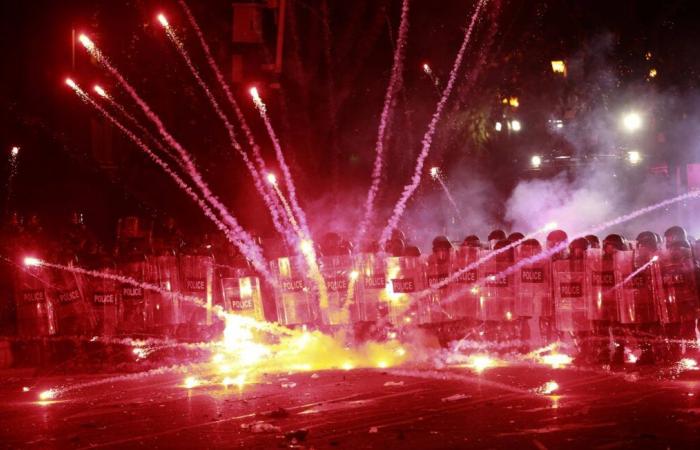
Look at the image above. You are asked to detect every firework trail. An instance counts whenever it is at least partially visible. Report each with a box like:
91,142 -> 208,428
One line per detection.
354,0 -> 411,249
66,79 -> 272,282
93,85 -> 184,170
409,221 -> 555,305
4,147 -> 20,214
431,167 -> 462,219
439,190 -> 700,308
422,63 -> 441,96
267,175 -> 302,237
26,253 -> 291,337
607,256 -> 658,295
76,35 -> 261,272
264,173 -> 328,307
379,0 -> 488,250
177,1 -> 284,214
156,15 -> 289,240
249,88 -> 311,238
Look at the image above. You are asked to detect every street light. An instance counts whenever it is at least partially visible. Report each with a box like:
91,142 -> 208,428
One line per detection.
531,155 -> 542,169
511,120 -> 522,132
622,112 -> 642,132
627,150 -> 641,165
551,60 -> 567,75
494,121 -> 502,132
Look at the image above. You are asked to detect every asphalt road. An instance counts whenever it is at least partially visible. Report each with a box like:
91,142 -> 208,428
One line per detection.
1,358 -> 699,449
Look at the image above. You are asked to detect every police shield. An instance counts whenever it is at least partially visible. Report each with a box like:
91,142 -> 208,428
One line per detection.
271,256 -> 316,326
613,250 -> 659,325
319,255 -> 354,326
179,254 -> 215,327
384,255 -> 425,325
552,258 -> 590,333
14,265 -> 57,337
424,253 -> 454,324
451,245 -> 482,320
353,253 -> 386,323
584,248 -> 619,323
657,247 -> 699,324
85,267 -> 120,336
118,258 -> 148,334
52,267 -> 94,336
477,255 -> 515,323
515,250 -> 552,319
222,276 -> 265,321
147,255 -> 181,333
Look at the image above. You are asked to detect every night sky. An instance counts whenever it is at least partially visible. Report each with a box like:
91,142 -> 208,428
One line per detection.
2,0 -> 700,242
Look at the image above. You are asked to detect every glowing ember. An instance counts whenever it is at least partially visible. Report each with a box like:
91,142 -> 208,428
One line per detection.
468,355 -> 496,373
65,78 -> 77,89
222,374 -> 245,389
23,256 -> 42,267
430,166 -> 440,179
680,358 -> 698,370
157,13 -> 169,28
38,389 -> 57,401
349,270 -> 359,281
539,380 -> 559,395
11,146 -> 19,157
541,353 -> 573,369
132,347 -> 147,359
266,173 -> 277,185
22,387 -> 30,393
183,376 -> 200,389
93,85 -> 107,98
78,34 -> 94,50
299,239 -> 313,254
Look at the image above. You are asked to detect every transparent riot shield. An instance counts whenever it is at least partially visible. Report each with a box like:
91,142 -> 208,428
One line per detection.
477,257 -> 515,323
319,255 -> 354,326
584,248 -> 619,323
179,254 -> 215,328
118,258 -> 148,334
14,265 -> 57,337
451,246 -> 482,320
53,267 -> 94,336
146,255 -> 181,335
352,253 -> 385,323
222,276 -> 265,321
552,258 -> 590,333
657,248 -> 699,324
613,250 -> 659,325
515,253 -> 552,319
384,255 -> 425,325
424,253 -> 454,324
271,256 -> 316,326
86,267 -> 120,337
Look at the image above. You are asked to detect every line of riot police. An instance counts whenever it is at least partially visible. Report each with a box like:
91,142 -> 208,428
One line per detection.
1,213 -> 267,348
2,210 -> 699,366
